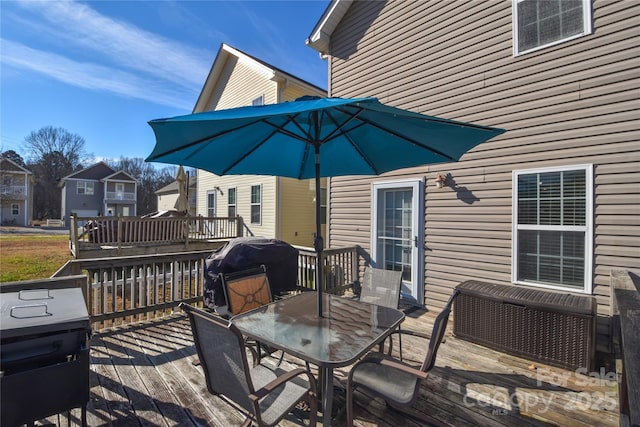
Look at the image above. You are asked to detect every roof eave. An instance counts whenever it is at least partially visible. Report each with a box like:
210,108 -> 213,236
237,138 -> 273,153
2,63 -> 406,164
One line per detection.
306,0 -> 353,55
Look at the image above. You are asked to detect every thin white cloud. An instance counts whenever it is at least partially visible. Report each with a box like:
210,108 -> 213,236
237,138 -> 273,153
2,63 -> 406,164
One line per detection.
1,0 -> 214,108
2,39 -> 194,110
13,0 -> 210,88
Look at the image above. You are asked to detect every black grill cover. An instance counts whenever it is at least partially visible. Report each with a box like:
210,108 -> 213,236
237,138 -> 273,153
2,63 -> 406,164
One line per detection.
204,237 -> 299,308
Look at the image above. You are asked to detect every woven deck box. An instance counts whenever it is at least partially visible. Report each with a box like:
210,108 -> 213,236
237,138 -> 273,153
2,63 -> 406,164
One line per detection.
453,280 -> 596,371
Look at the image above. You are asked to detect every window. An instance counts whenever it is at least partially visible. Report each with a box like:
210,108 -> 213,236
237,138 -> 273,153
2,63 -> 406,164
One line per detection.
512,165 -> 593,293
513,0 -> 592,55
77,181 -> 94,195
11,204 -> 19,215
252,96 -> 264,106
250,184 -> 261,224
228,187 -> 237,218
207,191 -> 216,217
320,187 -> 327,225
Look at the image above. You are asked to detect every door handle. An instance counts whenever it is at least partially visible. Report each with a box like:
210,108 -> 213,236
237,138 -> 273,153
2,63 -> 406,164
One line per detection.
413,236 -> 418,247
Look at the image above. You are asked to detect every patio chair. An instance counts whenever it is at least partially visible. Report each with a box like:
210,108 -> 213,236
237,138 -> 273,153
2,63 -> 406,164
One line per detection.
221,265 -> 282,363
358,267 -> 404,359
221,265 -> 273,316
180,303 -> 318,427
345,289 -> 459,427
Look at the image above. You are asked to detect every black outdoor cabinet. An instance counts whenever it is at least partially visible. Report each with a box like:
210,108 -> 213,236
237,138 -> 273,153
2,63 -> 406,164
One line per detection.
0,287 -> 91,427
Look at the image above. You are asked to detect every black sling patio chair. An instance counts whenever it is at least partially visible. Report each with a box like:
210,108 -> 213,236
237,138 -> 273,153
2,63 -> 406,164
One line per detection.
180,303 -> 317,427
345,289 -> 460,427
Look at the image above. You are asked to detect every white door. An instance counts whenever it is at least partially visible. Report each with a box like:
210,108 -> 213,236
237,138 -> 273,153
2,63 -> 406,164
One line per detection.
115,183 -> 125,200
372,179 -> 424,303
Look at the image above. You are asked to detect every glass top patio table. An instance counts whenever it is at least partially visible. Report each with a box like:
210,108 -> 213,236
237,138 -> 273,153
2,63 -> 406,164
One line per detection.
231,291 -> 404,426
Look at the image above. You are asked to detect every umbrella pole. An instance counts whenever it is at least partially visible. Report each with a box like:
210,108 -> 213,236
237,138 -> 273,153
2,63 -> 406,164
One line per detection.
314,143 -> 324,317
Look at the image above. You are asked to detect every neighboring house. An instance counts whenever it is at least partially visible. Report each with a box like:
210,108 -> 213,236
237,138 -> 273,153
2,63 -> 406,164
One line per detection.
60,162 -> 137,224
155,175 -> 197,216
192,43 -> 327,247
307,0 -> 639,352
0,158 -> 34,226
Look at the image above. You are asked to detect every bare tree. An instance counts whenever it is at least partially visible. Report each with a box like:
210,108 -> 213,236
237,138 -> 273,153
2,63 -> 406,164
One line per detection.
23,127 -> 89,219
23,126 -> 91,166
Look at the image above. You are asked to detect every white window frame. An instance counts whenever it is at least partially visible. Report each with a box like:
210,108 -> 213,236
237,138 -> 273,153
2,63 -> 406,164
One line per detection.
250,184 -> 262,225
77,181 -> 94,195
252,96 -> 264,106
512,0 -> 593,56
11,203 -> 19,215
228,187 -> 237,218
512,164 -> 593,294
206,190 -> 216,217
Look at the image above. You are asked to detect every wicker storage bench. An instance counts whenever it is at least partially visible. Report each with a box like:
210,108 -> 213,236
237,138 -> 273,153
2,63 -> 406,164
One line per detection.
453,280 -> 596,371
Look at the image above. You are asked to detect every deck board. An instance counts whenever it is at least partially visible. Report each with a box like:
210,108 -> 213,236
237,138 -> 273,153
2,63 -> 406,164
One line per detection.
34,306 -> 618,426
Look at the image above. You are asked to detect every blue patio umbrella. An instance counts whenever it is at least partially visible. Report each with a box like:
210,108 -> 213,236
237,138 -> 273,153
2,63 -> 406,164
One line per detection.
146,96 -> 505,316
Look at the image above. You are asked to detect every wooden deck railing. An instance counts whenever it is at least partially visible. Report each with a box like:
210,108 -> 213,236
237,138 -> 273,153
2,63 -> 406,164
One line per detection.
29,244 -> 362,330
69,215 -> 244,258
611,269 -> 640,427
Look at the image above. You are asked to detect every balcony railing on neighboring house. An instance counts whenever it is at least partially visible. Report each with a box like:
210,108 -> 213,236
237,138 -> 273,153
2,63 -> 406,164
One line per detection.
0,185 -> 27,200
104,191 -> 136,201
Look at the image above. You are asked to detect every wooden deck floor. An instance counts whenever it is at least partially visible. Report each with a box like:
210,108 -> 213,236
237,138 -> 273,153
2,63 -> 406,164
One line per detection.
39,307 -> 619,427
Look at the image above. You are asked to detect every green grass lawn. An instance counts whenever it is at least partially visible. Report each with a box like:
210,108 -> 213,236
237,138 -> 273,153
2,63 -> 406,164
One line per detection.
0,234 -> 71,282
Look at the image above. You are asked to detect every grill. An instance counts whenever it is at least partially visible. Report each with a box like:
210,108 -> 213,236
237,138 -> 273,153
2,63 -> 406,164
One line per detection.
1,288 -> 91,427
453,280 -> 596,371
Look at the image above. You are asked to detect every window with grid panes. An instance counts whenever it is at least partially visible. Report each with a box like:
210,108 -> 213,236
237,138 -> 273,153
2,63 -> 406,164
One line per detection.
228,187 -> 236,218
250,184 -> 261,224
513,0 -> 592,55
207,191 -> 216,217
513,165 -> 592,293
77,181 -> 94,195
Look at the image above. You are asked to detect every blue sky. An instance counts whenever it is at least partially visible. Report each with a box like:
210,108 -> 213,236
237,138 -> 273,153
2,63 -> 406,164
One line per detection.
1,0 -> 329,163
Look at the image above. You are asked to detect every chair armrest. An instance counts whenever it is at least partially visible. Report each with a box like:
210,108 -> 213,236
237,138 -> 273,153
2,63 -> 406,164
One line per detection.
245,344 -> 260,367
358,355 -> 428,380
249,367 -> 317,401
377,357 -> 428,379
390,328 -> 436,341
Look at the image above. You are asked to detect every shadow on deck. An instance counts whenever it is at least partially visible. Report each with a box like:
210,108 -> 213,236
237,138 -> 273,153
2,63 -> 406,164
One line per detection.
39,308 -> 618,427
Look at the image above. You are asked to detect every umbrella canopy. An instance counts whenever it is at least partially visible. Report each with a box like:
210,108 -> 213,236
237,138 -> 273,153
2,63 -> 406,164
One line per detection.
147,96 -> 505,316
174,165 -> 189,213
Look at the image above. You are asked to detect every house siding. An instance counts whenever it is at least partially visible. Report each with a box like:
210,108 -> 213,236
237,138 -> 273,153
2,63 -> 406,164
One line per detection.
278,177 -> 325,247
325,0 -> 639,352
0,160 -> 33,226
196,173 -> 278,239
206,56 -> 277,110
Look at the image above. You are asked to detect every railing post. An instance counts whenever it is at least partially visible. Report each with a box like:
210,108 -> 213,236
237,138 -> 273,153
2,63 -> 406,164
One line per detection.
351,247 -> 360,288
70,215 -> 80,259
117,216 -> 123,255
236,216 -> 243,237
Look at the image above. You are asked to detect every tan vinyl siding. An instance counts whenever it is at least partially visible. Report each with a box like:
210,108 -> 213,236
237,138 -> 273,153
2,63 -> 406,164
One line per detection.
325,0 -> 639,351
206,56 -> 277,110
278,177 -> 327,247
282,83 -> 323,102
197,173 -> 277,238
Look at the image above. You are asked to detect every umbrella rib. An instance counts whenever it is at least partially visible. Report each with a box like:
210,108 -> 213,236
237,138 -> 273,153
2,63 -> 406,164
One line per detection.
331,106 -> 458,162
322,109 -> 385,175
218,114 -> 313,175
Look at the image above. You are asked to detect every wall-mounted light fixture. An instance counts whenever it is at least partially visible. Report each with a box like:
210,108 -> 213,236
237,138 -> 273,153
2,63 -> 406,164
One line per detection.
214,186 -> 224,195
434,174 -> 447,189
